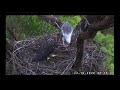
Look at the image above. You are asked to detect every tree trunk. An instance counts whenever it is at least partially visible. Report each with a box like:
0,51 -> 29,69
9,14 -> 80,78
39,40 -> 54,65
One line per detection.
72,15 -> 114,72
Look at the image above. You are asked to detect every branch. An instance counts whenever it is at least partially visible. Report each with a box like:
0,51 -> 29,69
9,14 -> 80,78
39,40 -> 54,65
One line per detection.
77,15 -> 114,39
40,15 -> 63,29
7,27 -> 18,41
88,15 -> 114,31
72,37 -> 84,72
72,15 -> 114,73
6,39 -> 13,59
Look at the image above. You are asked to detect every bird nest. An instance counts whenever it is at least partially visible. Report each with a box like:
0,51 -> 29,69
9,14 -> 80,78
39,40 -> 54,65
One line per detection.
6,33 -> 108,75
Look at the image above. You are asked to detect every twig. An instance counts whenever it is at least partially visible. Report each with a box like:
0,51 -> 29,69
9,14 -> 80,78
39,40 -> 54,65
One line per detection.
61,57 -> 76,75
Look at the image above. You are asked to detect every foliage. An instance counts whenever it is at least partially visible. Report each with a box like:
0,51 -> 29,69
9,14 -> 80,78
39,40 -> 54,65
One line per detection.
6,15 -> 57,40
6,15 -> 81,40
94,31 -> 114,74
57,15 -> 81,29
6,15 -> 114,74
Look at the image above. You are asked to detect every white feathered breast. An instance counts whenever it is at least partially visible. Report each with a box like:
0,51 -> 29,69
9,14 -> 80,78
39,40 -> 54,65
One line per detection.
61,22 -> 73,44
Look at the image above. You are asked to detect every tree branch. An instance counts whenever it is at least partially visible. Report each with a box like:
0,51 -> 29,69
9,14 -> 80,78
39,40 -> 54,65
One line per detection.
6,39 -> 13,59
77,15 -> 114,40
7,27 -> 18,41
40,15 -> 63,29
72,37 -> 84,72
72,15 -> 114,73
88,15 -> 114,31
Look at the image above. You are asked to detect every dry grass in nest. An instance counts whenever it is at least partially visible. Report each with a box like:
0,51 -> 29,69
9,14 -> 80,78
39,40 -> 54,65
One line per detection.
6,33 -> 108,75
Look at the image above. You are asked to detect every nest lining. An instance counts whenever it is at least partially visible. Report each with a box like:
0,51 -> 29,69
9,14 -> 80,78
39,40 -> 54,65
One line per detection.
6,33 -> 108,75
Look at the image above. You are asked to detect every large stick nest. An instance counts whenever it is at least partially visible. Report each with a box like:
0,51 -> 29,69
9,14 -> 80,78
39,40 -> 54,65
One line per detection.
6,33 -> 108,75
